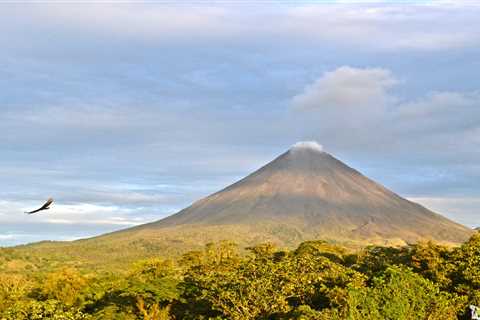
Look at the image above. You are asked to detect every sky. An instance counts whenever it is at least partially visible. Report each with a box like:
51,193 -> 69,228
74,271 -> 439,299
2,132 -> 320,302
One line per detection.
1,0 -> 479,246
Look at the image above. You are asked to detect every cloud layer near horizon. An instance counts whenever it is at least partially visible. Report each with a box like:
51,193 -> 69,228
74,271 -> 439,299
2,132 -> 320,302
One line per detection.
1,1 -> 480,245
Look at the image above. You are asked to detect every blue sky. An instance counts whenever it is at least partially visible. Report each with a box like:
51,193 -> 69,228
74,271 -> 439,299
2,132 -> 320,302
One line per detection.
1,0 -> 480,246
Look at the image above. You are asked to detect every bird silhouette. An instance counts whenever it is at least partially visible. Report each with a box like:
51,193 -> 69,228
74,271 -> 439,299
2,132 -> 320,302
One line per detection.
25,198 -> 54,214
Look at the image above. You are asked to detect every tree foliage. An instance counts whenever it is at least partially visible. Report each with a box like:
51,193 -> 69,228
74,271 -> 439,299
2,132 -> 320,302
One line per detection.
1,233 -> 480,319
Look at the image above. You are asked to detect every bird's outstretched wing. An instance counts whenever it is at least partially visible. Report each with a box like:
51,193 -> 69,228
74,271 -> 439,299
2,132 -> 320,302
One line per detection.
25,198 -> 54,214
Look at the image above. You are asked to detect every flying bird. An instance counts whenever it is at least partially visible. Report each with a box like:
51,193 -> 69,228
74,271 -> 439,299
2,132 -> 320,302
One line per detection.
25,198 -> 54,214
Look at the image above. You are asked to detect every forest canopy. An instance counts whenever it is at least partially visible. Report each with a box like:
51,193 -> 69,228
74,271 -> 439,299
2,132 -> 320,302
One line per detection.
1,233 -> 480,319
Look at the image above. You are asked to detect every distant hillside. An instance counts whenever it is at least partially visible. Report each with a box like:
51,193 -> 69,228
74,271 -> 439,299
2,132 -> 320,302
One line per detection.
7,142 -> 473,271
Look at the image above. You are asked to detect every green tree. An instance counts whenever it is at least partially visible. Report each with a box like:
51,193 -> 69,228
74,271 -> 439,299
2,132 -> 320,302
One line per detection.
180,242 -> 364,320
408,241 -> 453,288
337,266 -> 465,320
2,299 -> 91,320
0,273 -> 31,312
449,232 -> 480,304
41,267 -> 88,306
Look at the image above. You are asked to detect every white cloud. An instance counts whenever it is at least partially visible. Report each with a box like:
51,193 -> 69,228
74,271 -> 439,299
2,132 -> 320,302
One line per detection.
292,141 -> 324,153
292,66 -> 397,111
0,200 -> 150,227
291,66 -> 399,134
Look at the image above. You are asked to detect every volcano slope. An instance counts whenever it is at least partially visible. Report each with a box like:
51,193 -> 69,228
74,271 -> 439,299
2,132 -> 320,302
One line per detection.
11,142 -> 473,270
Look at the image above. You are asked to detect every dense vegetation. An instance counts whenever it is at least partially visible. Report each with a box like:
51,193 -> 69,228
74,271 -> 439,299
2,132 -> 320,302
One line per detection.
1,233 -> 480,319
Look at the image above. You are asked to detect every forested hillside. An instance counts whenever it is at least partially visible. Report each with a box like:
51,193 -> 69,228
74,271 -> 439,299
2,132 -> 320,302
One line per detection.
1,233 -> 480,319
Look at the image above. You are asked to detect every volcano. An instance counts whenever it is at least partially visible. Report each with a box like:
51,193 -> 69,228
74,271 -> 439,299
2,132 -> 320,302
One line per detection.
129,141 -> 471,246
21,142 -> 473,270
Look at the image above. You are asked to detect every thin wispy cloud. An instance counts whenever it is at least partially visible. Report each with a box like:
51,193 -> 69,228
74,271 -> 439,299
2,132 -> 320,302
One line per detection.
2,2 -> 480,51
